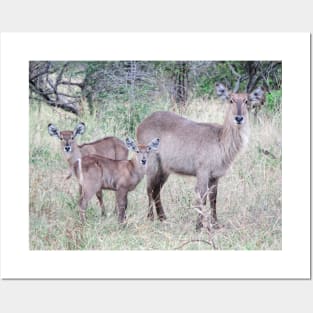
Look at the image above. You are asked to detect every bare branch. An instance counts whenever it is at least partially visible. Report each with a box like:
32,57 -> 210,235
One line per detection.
56,62 -> 69,86
29,64 -> 56,81
227,62 -> 249,92
29,61 -> 82,115
174,239 -> 217,250
59,81 -> 84,88
56,92 -> 80,99
227,63 -> 241,79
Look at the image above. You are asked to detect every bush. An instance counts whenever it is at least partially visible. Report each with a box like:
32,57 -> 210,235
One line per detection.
266,89 -> 282,113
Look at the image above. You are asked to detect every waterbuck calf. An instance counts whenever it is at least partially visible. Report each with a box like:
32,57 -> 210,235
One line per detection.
136,90 -> 253,230
74,138 -> 160,223
48,122 -> 128,216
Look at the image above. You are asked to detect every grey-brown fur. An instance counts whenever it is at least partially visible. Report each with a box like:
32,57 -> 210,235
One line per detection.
48,122 -> 128,216
216,83 -> 266,119
73,138 -> 160,223
136,91 -> 251,230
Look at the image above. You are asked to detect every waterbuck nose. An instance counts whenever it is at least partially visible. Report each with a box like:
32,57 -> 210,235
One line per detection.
64,145 -> 71,152
234,115 -> 244,124
141,159 -> 146,165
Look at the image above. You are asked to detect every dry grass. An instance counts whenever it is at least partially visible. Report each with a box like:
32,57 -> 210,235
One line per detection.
29,99 -> 281,250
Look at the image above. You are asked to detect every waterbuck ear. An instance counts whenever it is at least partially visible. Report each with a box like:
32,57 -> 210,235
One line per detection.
215,83 -> 230,100
73,122 -> 86,138
48,124 -> 60,138
125,137 -> 137,151
249,86 -> 266,103
148,138 -> 160,150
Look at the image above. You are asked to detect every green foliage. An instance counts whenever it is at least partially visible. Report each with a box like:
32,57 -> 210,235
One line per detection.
30,61 -> 282,117
266,89 -> 282,113
194,76 -> 215,98
102,100 -> 168,138
30,146 -> 54,165
193,61 -> 282,99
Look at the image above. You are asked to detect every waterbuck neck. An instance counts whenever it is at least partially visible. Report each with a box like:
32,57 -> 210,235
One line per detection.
219,114 -> 249,167
63,142 -> 82,167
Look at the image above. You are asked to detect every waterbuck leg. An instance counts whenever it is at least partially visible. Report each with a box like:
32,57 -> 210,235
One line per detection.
78,186 -> 97,223
146,172 -> 168,221
79,194 -> 89,223
149,172 -> 169,221
116,188 -> 128,224
145,152 -> 168,221
96,190 -> 106,217
146,183 -> 154,221
145,159 -> 156,220
77,185 -> 86,223
112,192 -> 119,215
195,175 -> 209,231
208,177 -> 219,225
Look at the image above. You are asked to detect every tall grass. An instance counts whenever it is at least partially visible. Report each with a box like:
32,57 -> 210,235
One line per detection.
29,99 -> 281,250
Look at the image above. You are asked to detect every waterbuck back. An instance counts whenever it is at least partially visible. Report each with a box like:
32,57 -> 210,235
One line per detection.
137,87 -> 252,230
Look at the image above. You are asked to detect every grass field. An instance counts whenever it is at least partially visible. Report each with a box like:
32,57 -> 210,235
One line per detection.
29,98 -> 281,250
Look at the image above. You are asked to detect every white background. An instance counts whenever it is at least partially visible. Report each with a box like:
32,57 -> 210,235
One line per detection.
1,32 -> 310,280
0,1 -> 312,312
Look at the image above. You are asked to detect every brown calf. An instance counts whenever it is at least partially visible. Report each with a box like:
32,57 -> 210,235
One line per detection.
74,138 -> 160,223
48,122 -> 128,216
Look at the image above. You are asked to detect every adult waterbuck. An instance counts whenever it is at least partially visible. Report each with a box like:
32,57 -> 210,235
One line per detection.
48,122 -> 128,216
216,82 -> 266,119
136,88 -> 256,230
74,138 -> 160,223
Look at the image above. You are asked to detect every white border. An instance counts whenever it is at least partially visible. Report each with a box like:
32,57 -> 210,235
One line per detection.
0,33 -> 310,279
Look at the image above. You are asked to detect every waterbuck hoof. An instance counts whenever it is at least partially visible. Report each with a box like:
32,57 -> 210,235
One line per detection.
118,214 -> 127,224
147,213 -> 154,221
158,214 -> 167,222
79,212 -> 87,224
195,220 -> 213,232
212,221 -> 224,230
195,222 -> 203,232
118,221 -> 127,229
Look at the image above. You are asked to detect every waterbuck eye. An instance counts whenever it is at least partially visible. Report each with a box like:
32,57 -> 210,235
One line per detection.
244,99 -> 248,104
230,99 -> 233,104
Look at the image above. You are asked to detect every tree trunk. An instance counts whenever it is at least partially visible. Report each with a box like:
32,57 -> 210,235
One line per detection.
174,61 -> 188,106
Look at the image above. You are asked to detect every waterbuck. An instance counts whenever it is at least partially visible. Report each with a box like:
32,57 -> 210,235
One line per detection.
74,138 -> 160,223
48,122 -> 128,216
248,86 -> 266,117
216,82 -> 266,119
136,89 -> 254,230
